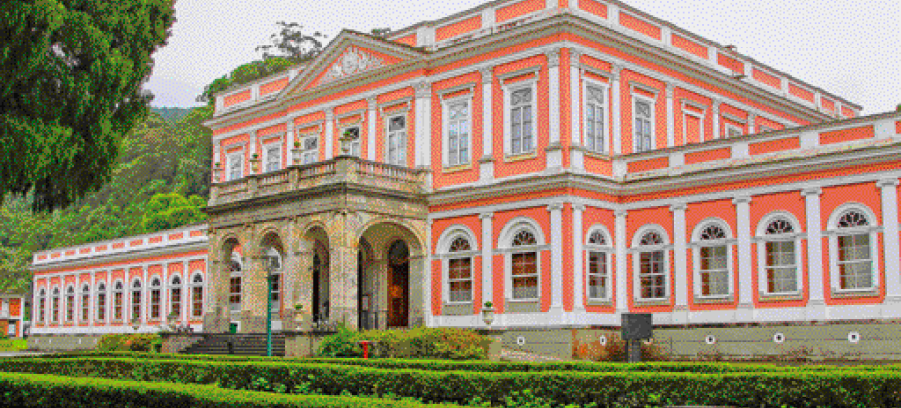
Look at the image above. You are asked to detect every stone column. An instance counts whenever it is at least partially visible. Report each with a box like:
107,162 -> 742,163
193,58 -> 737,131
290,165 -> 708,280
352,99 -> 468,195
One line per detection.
802,187 -> 826,320
89,272 -> 96,327
422,220 -> 433,327
733,196 -> 754,321
670,202 -> 689,323
141,266 -> 148,326
479,67 -> 494,183
611,65 -> 623,155
614,210 -> 628,315
569,50 -> 584,170
241,243 -> 269,333
328,214 -> 358,329
545,48 -> 563,170
572,204 -> 586,318
180,261 -> 188,325
548,203 -> 564,314
879,178 -> 901,316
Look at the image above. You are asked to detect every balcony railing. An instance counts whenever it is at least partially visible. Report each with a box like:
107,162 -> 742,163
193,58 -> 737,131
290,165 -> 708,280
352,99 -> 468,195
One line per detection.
210,156 -> 428,207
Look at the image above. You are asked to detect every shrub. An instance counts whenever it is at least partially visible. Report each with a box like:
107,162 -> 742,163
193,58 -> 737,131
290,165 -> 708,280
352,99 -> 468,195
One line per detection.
96,334 -> 162,352
317,327 -> 488,360
317,325 -> 363,357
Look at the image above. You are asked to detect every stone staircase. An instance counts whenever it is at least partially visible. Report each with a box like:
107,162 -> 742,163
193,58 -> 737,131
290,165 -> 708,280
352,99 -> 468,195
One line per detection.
183,333 -> 286,356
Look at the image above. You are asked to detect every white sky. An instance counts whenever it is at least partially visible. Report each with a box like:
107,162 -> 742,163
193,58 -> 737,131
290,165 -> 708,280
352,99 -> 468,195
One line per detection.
144,0 -> 901,114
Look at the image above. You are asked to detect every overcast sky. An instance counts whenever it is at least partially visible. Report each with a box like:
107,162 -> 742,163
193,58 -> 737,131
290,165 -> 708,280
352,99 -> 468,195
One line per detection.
144,0 -> 901,114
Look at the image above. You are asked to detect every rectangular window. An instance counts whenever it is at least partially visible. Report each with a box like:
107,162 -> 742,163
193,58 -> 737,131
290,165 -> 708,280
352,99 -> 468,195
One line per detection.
634,99 -> 654,152
699,246 -> 729,296
511,252 -> 538,300
131,290 -> 141,321
342,127 -> 361,157
229,277 -> 241,311
270,274 -> 280,303
227,152 -> 244,181
639,251 -> 666,299
264,144 -> 281,172
300,134 -> 318,165
446,101 -> 470,167
448,257 -> 473,302
170,288 -> 181,318
584,86 -> 606,154
114,292 -> 123,321
587,252 -> 608,300
838,234 -> 872,290
150,289 -> 161,319
387,116 -> 407,166
66,295 -> 74,322
765,241 -> 797,293
81,294 -> 89,321
96,293 -> 105,321
192,287 -> 203,318
509,88 -> 534,155
39,298 -> 45,323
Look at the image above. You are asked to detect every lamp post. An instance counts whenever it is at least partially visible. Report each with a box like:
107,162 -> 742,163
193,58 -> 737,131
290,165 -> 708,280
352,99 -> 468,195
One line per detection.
265,257 -> 275,357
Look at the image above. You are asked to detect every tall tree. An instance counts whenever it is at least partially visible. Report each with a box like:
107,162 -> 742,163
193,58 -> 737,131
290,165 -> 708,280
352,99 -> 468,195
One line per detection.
0,0 -> 176,212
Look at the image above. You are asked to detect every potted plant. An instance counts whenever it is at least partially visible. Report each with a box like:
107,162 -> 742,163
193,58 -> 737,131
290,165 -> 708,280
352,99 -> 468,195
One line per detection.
292,141 -> 302,164
167,312 -> 178,331
293,304 -> 305,329
213,162 -> 223,183
250,153 -> 261,173
482,301 -> 495,327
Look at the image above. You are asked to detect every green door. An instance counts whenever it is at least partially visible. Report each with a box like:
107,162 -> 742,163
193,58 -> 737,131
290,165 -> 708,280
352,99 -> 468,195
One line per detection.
229,322 -> 238,334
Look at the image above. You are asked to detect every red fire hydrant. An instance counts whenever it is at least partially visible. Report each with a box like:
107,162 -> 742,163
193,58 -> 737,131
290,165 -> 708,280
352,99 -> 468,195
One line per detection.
359,340 -> 372,359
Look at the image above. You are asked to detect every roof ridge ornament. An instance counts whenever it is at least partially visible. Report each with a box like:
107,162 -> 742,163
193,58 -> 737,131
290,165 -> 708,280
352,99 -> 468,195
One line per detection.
322,46 -> 385,84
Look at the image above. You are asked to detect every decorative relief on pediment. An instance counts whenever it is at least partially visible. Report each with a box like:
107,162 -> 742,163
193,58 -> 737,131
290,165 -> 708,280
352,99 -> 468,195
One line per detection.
322,47 -> 385,83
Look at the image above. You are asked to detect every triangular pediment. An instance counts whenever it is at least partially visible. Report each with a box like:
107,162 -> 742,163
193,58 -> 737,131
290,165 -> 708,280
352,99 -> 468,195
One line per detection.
279,30 -> 425,98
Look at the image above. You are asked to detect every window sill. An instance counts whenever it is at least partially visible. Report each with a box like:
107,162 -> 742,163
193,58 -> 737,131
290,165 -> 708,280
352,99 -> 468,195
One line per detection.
442,163 -> 473,174
585,299 -> 613,307
507,298 -> 540,304
759,292 -> 803,302
830,288 -> 880,299
634,298 -> 670,307
693,295 -> 734,305
583,150 -> 612,160
503,151 -> 538,163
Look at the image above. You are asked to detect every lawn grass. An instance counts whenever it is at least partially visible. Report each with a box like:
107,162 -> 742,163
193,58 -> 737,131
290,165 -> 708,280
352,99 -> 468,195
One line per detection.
0,338 -> 28,352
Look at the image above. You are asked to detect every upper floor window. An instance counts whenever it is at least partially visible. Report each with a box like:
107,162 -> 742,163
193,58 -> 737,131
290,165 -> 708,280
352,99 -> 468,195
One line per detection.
300,134 -> 319,165
386,116 -> 407,166
509,88 -> 535,156
342,126 -> 361,157
693,222 -> 733,298
585,229 -> 612,301
445,101 -> 471,167
829,207 -> 878,292
584,85 -> 607,154
633,98 -> 654,153
264,247 -> 282,312
264,144 -> 281,172
227,152 -> 244,181
757,215 -> 801,296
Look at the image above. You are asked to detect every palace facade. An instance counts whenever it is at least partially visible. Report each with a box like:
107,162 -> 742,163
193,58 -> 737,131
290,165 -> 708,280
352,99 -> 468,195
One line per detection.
30,0 -> 901,358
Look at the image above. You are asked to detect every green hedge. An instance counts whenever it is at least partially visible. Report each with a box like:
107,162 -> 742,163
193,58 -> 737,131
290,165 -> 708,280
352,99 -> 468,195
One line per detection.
0,371 -> 462,408
3,356 -> 901,407
318,326 -> 489,360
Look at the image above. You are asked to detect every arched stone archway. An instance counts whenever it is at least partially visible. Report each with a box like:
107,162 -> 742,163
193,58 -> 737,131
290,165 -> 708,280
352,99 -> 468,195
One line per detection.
203,235 -> 243,333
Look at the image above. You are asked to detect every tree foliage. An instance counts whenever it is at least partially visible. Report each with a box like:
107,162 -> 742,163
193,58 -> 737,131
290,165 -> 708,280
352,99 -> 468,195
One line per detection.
140,192 -> 206,232
0,0 -> 176,212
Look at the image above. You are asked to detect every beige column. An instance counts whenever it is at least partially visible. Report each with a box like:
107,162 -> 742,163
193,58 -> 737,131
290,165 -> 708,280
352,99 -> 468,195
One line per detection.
328,214 -> 359,329
241,243 -> 269,333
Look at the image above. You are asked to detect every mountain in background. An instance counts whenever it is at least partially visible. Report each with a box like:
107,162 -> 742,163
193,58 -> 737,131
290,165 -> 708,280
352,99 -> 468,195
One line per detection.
151,107 -> 193,123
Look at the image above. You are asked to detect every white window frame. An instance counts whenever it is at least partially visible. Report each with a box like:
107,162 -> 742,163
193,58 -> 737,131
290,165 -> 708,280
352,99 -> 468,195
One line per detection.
264,247 -> 283,314
724,123 -> 743,138
298,132 -> 320,165
503,78 -> 539,157
442,96 -> 473,168
95,282 -> 106,323
112,280 -> 125,322
631,225 -> 672,302
38,289 -> 46,324
169,274 -> 182,321
340,125 -> 362,158
226,150 -> 244,181
64,285 -> 75,323
582,79 -> 609,155
691,219 -> 735,300
632,92 -> 657,153
437,226 -> 479,305
130,278 -> 143,323
51,287 -> 60,324
190,272 -> 205,319
262,141 -> 282,173
681,101 -> 706,142
79,283 -> 91,323
229,252 -> 242,312
385,113 -> 408,166
827,204 -> 880,294
755,212 -> 805,297
499,217 -> 547,302
585,225 -> 614,302
148,276 -> 162,320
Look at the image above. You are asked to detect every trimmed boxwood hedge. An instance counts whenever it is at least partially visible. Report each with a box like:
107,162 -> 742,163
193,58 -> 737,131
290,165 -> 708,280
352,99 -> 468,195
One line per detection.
0,371 -> 463,408
3,356 -> 901,407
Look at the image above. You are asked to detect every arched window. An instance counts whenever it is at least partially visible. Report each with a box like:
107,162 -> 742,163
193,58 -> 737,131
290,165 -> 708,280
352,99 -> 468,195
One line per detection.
169,275 -> 182,321
191,273 -> 204,318
634,228 -> 669,301
96,283 -> 106,322
65,286 -> 75,323
229,253 -> 242,312
757,214 -> 801,295
693,222 -> 733,298
131,279 -> 142,323
447,236 -> 473,303
51,287 -> 60,323
80,283 -> 91,322
511,230 -> 539,300
113,281 -> 124,321
38,289 -> 46,324
149,277 -> 162,320
264,247 -> 282,314
829,206 -> 878,292
586,228 -> 612,301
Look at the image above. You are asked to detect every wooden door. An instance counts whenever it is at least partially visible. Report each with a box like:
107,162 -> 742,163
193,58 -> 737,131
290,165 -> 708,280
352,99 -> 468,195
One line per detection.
387,241 -> 409,327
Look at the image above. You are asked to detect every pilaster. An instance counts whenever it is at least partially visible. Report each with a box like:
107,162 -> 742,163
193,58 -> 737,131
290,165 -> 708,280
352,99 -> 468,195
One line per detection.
545,48 -> 563,170
733,196 -> 754,321
801,187 -> 827,320
548,203 -> 564,313
614,209 -> 628,315
479,213 -> 494,313
572,204 -> 586,317
414,81 -> 432,171
324,109 -> 334,160
569,49 -> 584,170
711,100 -> 721,140
670,202 -> 688,323
367,98 -> 377,161
879,178 -> 901,316
665,83 -> 675,148
480,67 -> 494,183
611,65 -> 623,155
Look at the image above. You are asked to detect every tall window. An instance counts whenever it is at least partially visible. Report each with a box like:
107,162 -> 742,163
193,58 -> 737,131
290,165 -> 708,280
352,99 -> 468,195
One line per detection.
584,86 -> 606,154
342,127 -> 361,157
170,276 -> 182,320
511,230 -> 539,300
447,237 -> 473,303
697,224 -> 729,297
386,116 -> 407,166
265,248 -> 282,313
80,284 -> 90,322
763,218 -> 798,294
96,283 -> 106,322
38,289 -> 46,324
586,230 -> 611,301
191,273 -> 204,318
149,277 -> 162,320
227,152 -> 243,181
835,210 -> 874,290
637,231 -> 667,300
300,134 -> 319,164
634,99 -> 654,153
131,280 -> 142,322
113,281 -> 124,321
65,286 -> 75,323
51,288 -> 60,323
509,88 -> 534,155
264,144 -> 281,172
446,102 -> 470,166
229,255 -> 242,312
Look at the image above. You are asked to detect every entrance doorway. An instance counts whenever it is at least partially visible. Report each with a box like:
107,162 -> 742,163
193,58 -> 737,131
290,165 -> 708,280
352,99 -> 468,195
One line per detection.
387,240 -> 410,328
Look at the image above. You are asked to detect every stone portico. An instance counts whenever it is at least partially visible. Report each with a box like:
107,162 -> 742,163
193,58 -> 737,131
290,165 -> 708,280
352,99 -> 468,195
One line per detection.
203,155 -> 429,333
